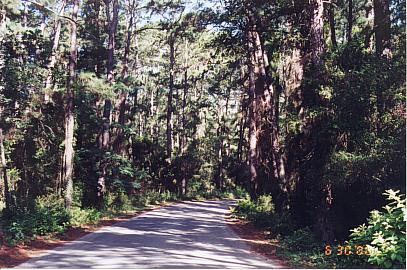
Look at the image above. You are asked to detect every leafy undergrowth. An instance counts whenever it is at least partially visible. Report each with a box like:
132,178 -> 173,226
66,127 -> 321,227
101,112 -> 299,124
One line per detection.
232,190 -> 406,269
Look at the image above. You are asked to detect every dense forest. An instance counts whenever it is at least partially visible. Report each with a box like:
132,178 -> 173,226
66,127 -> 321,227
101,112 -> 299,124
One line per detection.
0,0 -> 405,268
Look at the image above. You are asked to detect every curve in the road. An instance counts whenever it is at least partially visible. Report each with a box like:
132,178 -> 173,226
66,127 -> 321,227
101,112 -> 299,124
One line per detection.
16,200 -> 283,269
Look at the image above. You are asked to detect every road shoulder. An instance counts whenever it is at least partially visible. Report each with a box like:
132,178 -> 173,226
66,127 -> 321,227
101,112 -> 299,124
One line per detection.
225,212 -> 290,268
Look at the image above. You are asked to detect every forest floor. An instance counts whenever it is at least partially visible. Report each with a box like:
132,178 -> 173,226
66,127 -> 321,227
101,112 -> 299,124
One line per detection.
0,204 -> 167,268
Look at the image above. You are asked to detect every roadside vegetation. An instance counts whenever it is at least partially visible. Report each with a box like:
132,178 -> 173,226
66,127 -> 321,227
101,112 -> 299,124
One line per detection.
233,190 -> 406,268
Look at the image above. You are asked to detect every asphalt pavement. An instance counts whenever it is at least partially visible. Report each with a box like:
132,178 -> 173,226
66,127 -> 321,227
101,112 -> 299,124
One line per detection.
16,200 -> 282,268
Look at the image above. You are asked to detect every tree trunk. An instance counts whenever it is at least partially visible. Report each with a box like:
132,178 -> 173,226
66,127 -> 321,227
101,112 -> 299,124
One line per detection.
310,0 -> 325,64
63,0 -> 79,209
247,29 -> 260,198
245,6 -> 284,198
0,8 -> 11,211
328,3 -> 337,48
44,0 -> 67,103
113,0 -> 136,156
373,0 -> 391,136
309,0 -> 334,243
347,0 -> 353,42
0,128 -> 11,211
362,3 -> 375,49
181,38 -> 188,154
22,2 -> 28,27
96,0 -> 119,209
166,35 -> 175,158
373,0 -> 390,57
283,0 -> 334,242
237,90 -> 246,162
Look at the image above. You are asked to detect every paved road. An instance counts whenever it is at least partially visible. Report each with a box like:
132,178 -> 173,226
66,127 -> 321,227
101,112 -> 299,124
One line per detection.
17,200 -> 281,268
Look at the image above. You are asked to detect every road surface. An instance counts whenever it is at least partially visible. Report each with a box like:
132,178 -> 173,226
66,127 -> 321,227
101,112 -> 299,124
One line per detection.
17,200 -> 282,268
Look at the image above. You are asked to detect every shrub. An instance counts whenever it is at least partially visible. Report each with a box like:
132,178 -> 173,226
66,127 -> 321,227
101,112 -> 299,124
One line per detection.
4,221 -> 26,245
280,227 -> 321,252
134,190 -> 177,206
268,211 -> 296,237
69,207 -> 101,227
231,186 -> 249,199
32,195 -> 70,235
257,195 -> 274,212
233,195 -> 275,227
111,192 -> 133,211
348,189 -> 406,268
3,194 -> 70,245
234,198 -> 257,218
159,190 -> 177,202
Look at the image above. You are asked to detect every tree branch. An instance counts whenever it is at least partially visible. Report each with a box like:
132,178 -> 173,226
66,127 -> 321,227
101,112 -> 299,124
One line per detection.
22,0 -> 76,24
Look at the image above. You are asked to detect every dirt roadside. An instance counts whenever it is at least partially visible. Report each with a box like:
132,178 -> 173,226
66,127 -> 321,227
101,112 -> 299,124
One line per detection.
225,213 -> 290,268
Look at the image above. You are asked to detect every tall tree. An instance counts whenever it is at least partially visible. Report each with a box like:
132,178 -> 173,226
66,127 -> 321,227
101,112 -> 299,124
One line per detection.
0,3 -> 11,212
166,33 -> 175,158
96,0 -> 119,208
113,0 -> 138,155
244,2 -> 284,198
63,0 -> 79,209
374,0 -> 391,56
304,0 -> 334,242
328,2 -> 337,48
373,0 -> 391,136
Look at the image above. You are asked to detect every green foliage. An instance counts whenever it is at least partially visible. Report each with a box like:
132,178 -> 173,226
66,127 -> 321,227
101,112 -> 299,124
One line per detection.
78,72 -> 114,99
3,195 -> 70,245
226,186 -> 249,199
280,227 -> 321,252
69,207 -> 101,228
106,153 -> 141,194
348,190 -> 406,268
233,195 -> 275,227
278,190 -> 407,269
133,190 -> 177,207
33,195 -> 70,235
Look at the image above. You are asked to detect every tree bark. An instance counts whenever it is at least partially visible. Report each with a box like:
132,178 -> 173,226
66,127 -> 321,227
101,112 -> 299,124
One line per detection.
237,71 -> 247,163
347,0 -> 353,42
247,29 -> 260,198
0,8 -> 11,211
310,0 -> 325,64
237,101 -> 246,162
328,3 -> 337,48
309,0 -> 334,243
63,0 -> 79,209
0,128 -> 11,211
374,0 -> 390,33
166,35 -> 175,158
373,0 -> 391,136
245,6 -> 284,198
180,38 -> 188,155
283,0 -> 334,242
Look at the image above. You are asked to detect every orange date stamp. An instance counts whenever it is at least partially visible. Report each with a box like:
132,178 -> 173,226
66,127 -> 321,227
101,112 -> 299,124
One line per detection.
325,245 -> 370,256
